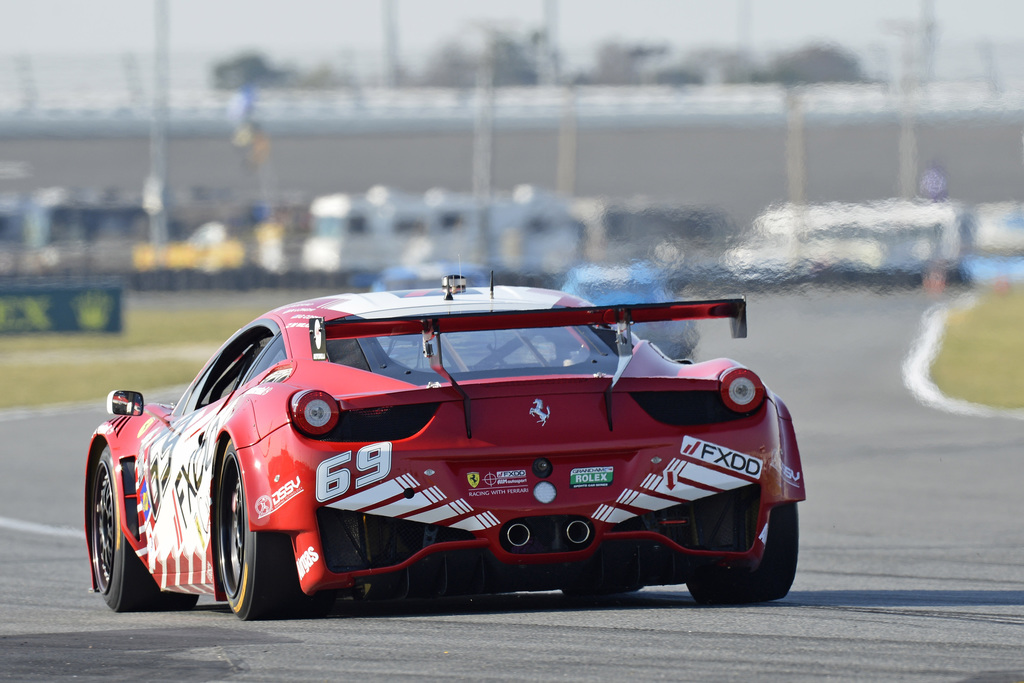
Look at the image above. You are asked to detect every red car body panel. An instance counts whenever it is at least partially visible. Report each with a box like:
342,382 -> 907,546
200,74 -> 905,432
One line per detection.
86,286 -> 804,604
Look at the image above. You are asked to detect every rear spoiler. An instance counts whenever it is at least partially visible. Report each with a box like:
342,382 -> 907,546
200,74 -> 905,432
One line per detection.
308,298 -> 746,437
312,298 -> 746,343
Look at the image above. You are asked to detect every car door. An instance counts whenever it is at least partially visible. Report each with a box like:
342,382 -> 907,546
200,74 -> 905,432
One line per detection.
138,322 -> 279,591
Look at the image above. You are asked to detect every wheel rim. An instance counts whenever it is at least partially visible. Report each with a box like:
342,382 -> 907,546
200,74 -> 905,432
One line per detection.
218,455 -> 246,598
90,460 -> 115,594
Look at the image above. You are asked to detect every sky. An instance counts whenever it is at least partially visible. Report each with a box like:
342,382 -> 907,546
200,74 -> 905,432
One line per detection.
2,0 -> 1021,60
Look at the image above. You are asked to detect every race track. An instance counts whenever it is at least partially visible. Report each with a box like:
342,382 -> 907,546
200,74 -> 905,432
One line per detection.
1,289 -> 1023,682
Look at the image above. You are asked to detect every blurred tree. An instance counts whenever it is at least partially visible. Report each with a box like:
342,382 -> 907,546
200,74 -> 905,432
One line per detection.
753,44 -> 865,85
418,42 -> 478,88
652,63 -> 704,86
212,52 -> 296,90
490,32 -> 539,86
294,63 -> 353,89
585,41 -> 670,85
416,32 -> 539,88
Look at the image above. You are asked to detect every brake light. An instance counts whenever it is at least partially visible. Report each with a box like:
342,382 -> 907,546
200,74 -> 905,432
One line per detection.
290,390 -> 340,437
719,367 -> 765,413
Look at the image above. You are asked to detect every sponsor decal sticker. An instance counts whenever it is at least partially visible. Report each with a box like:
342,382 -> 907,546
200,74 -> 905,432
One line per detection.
681,436 -> 762,479
255,495 -> 273,518
467,472 -> 480,488
783,464 -> 802,487
570,466 -> 614,488
467,469 -> 529,497
137,417 -> 156,439
309,317 -> 327,361
296,545 -> 320,579
256,476 -> 303,519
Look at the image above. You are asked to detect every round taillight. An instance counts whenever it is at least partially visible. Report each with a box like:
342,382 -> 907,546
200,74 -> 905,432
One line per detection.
719,367 -> 765,413
290,390 -> 339,437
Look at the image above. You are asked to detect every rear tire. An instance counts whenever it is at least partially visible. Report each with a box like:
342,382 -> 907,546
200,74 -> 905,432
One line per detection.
686,503 -> 799,605
88,446 -> 199,612
214,443 -> 335,620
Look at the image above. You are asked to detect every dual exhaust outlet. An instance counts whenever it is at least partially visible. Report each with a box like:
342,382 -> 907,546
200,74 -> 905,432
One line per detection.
504,518 -> 592,550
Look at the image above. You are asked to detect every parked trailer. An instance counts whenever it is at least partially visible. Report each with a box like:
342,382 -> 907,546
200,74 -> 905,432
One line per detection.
301,185 -> 583,275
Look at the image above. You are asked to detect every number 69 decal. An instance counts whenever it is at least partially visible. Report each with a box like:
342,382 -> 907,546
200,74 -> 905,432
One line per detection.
316,441 -> 393,502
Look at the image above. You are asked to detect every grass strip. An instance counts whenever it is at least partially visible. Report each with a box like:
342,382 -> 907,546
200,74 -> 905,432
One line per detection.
931,287 -> 1024,409
0,307 -> 266,409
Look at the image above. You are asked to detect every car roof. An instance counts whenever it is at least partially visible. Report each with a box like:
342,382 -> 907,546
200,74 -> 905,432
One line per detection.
267,286 -> 591,347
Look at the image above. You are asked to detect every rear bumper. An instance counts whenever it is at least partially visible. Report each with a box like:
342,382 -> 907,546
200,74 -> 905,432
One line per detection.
310,484 -> 769,597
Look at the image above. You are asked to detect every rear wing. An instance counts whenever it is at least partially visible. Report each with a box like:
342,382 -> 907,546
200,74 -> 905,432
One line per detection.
307,298 -> 746,437
311,298 -> 746,344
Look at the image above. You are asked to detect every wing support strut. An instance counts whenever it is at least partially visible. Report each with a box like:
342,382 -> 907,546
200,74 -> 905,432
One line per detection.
422,318 -> 472,439
603,307 -> 634,431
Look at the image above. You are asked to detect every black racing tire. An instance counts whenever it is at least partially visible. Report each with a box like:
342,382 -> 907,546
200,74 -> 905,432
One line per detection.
88,446 -> 199,612
686,503 -> 799,605
214,442 -> 335,620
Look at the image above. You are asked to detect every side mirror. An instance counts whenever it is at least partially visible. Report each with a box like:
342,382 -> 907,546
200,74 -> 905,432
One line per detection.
106,390 -> 144,417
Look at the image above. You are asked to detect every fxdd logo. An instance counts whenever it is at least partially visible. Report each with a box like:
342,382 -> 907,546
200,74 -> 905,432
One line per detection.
681,436 -> 762,479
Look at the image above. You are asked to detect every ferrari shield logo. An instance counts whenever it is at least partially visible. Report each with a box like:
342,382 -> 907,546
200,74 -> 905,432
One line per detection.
467,472 -> 480,488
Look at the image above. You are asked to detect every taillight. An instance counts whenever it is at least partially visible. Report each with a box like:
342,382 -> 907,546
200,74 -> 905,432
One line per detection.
719,367 -> 765,413
290,390 -> 339,437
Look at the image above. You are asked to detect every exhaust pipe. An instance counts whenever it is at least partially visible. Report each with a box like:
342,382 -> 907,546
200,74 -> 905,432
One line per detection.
506,522 -> 531,548
565,520 -> 592,545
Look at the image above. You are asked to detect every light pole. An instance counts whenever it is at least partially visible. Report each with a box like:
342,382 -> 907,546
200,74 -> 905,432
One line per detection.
472,35 -> 496,265
382,0 -> 399,88
145,0 -> 169,253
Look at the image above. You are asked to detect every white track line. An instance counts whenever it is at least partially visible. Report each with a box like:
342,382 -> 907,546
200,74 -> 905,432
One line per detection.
0,516 -> 80,538
902,295 -> 1024,421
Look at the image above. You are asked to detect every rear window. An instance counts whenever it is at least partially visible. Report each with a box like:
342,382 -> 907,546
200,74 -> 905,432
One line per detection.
334,326 -> 618,385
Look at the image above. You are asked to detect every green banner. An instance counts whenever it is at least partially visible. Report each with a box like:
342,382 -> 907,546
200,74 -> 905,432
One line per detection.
0,282 -> 122,334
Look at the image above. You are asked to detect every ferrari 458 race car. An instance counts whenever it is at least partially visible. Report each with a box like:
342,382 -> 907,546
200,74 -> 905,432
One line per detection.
85,277 -> 804,620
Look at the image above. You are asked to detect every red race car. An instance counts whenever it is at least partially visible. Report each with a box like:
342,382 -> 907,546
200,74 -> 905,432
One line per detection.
85,277 -> 804,620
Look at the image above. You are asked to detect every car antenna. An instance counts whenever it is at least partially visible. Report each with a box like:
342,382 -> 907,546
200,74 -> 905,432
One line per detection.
489,270 -> 494,299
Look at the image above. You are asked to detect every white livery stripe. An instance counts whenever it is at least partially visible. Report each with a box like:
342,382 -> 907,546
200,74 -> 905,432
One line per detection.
677,461 -> 745,490
328,480 -> 406,511
423,486 -> 446,504
478,511 -> 500,528
592,504 -> 615,522
600,507 -> 634,524
452,516 -> 485,531
658,483 -> 716,502
593,504 -> 635,524
616,489 -> 641,506
450,498 -> 473,515
372,491 -> 436,518
396,474 -> 420,490
619,492 -> 678,513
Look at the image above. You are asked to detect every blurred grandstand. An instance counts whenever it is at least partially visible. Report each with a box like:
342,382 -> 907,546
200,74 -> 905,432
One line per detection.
3,39 -> 1024,289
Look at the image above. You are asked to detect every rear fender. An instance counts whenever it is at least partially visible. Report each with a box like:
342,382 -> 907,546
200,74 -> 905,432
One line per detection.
770,392 -> 806,501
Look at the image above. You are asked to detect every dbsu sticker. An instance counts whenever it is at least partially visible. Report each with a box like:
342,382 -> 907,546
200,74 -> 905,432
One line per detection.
681,436 -> 762,479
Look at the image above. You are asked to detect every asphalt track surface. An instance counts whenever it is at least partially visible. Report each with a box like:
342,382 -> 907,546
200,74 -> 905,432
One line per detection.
1,288 -> 1023,681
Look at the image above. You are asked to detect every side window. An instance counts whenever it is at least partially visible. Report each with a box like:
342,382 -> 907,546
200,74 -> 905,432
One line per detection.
185,326 -> 276,412
193,327 -> 274,409
239,333 -> 287,386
